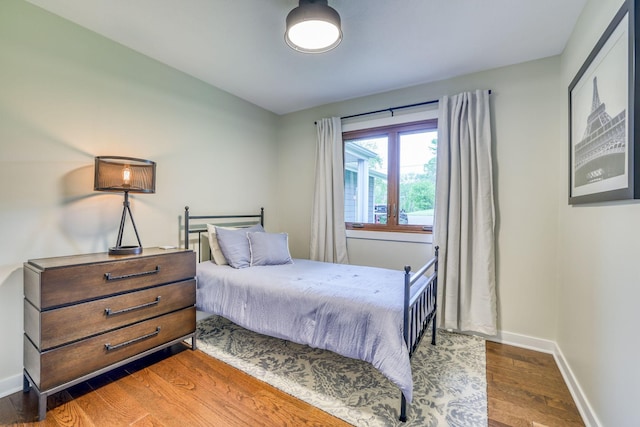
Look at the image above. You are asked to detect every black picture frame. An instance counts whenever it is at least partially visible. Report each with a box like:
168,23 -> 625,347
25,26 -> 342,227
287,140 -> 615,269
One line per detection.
568,0 -> 639,204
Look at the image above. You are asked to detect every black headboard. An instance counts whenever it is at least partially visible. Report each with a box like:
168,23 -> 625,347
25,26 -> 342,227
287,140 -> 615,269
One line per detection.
183,206 -> 264,261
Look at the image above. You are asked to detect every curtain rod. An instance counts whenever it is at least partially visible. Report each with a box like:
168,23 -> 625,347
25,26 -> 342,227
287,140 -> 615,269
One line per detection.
341,99 -> 438,120
314,90 -> 492,124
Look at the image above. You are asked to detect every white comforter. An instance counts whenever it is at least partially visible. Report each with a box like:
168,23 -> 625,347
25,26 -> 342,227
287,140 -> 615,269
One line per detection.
196,259 -> 422,402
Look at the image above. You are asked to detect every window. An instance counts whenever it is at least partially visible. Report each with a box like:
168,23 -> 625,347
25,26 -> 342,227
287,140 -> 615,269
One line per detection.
343,120 -> 437,233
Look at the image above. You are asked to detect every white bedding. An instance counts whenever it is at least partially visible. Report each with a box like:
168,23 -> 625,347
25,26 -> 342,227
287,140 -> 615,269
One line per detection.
196,259 -> 424,402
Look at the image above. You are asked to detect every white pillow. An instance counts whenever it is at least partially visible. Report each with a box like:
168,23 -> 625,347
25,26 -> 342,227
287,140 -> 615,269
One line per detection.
206,224 -> 228,265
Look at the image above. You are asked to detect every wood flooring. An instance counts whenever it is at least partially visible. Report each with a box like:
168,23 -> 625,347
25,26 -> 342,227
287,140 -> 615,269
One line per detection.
486,341 -> 584,427
0,341 -> 584,426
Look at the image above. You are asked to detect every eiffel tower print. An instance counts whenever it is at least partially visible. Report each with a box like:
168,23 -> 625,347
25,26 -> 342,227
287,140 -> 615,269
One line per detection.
574,76 -> 626,187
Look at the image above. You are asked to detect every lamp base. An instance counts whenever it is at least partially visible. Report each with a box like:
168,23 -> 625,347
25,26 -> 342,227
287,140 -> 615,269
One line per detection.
109,246 -> 143,255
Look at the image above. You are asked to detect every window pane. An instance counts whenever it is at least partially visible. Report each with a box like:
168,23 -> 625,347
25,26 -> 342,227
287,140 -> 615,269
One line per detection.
344,137 -> 388,224
398,131 -> 437,226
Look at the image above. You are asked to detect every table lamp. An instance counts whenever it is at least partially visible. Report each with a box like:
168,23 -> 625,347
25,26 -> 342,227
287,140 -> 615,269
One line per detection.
94,156 -> 156,255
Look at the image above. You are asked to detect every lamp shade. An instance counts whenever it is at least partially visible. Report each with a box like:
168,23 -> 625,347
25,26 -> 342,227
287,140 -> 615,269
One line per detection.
285,0 -> 342,53
94,156 -> 156,193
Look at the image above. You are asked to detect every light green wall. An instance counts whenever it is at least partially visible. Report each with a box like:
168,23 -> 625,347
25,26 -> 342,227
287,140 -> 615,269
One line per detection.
3,0 -> 636,424
277,56 -> 563,342
559,0 -> 640,425
0,0 -> 279,390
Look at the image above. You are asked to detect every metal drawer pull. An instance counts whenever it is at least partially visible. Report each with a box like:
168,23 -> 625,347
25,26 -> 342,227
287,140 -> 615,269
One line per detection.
105,296 -> 161,316
104,327 -> 161,351
104,266 -> 160,281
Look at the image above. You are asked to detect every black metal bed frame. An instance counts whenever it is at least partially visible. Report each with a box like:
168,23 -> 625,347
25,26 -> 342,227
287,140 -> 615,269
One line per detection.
183,206 -> 264,262
400,246 -> 439,421
183,206 -> 437,422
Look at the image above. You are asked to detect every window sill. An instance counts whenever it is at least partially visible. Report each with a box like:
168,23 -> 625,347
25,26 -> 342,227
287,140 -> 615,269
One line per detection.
345,229 -> 433,243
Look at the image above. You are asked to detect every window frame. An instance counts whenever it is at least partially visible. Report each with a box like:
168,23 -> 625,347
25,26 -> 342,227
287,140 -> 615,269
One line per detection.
343,119 -> 438,234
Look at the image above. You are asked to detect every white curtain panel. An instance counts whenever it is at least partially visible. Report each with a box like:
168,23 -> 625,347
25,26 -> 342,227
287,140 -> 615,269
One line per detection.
310,117 -> 349,264
434,90 -> 497,336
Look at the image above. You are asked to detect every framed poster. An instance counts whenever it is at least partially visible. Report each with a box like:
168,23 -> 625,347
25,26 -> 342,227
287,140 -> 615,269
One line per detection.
568,0 -> 639,204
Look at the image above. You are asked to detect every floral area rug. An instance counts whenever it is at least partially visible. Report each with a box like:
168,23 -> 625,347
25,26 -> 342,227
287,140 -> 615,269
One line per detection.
196,315 -> 487,427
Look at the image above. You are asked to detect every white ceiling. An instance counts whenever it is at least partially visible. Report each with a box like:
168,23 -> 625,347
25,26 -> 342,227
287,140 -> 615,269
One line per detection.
26,0 -> 587,115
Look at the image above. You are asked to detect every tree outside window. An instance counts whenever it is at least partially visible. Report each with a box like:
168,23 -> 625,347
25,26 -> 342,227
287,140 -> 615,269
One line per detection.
343,120 -> 437,233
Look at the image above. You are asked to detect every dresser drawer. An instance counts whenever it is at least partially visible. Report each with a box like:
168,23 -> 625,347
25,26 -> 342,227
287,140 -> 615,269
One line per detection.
25,250 -> 196,309
25,279 -> 196,351
25,307 -> 195,391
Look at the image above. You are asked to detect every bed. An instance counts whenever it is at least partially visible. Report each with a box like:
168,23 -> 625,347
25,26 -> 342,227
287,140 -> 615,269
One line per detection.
183,207 -> 438,422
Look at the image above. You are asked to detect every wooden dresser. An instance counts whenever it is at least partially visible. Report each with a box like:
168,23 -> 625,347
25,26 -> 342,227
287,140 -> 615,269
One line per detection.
23,248 -> 196,421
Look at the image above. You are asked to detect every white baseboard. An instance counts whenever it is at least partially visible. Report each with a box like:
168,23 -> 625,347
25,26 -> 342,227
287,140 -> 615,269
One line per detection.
490,330 -> 557,353
552,344 -> 602,427
0,373 -> 23,399
489,331 -> 600,427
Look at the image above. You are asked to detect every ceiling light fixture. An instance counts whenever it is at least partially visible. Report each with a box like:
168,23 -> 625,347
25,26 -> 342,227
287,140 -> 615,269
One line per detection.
285,0 -> 342,53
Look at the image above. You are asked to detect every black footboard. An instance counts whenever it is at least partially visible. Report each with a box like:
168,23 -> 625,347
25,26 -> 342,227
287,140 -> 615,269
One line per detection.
399,246 -> 439,422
